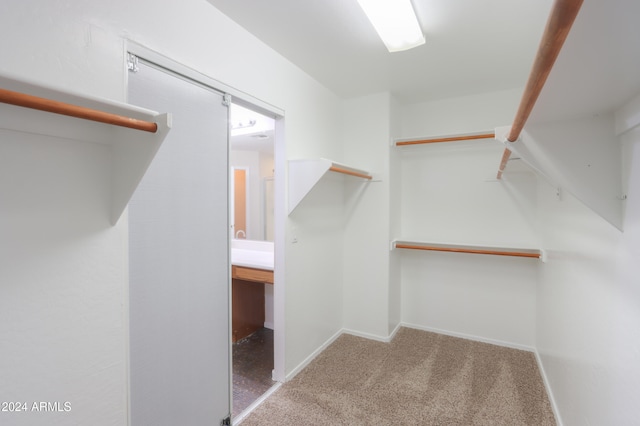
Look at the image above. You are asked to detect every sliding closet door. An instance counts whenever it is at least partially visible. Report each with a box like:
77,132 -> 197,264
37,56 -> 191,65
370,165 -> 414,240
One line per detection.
127,60 -> 230,425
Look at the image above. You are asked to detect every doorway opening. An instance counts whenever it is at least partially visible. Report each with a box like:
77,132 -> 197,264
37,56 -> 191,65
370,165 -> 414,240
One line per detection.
229,102 -> 277,417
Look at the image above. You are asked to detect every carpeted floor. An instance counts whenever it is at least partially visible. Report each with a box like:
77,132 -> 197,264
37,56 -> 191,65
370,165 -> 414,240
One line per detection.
233,328 -> 276,417
241,327 -> 555,425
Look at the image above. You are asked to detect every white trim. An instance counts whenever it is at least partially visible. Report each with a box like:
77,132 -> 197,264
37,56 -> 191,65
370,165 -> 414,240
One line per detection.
271,115 -> 286,383
342,328 -> 390,342
401,322 -> 536,352
126,41 -> 284,118
534,349 -> 564,426
233,382 -> 282,425
263,321 -> 274,330
285,329 -> 343,382
342,324 -> 401,343
388,322 -> 402,341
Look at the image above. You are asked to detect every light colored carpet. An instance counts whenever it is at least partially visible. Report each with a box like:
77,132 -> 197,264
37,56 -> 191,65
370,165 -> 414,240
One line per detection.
240,327 -> 555,425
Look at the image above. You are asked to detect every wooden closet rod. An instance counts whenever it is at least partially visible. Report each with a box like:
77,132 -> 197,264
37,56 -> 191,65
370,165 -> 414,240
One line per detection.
395,243 -> 541,259
329,166 -> 372,180
396,132 -> 495,146
0,88 -> 158,133
498,0 -> 583,179
506,0 -> 583,143
496,149 -> 512,180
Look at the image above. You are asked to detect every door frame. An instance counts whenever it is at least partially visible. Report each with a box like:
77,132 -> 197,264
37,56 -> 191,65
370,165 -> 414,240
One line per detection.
125,40 -> 287,416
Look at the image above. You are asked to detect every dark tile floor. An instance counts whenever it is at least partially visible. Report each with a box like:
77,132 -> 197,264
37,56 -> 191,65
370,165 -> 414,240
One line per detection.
232,327 -> 275,418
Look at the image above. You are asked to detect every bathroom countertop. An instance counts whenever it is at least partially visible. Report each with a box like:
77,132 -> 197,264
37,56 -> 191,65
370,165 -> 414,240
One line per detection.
231,240 -> 274,271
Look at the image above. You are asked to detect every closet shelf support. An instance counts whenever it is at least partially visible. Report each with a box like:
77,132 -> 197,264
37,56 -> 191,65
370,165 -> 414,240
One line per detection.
328,165 -> 373,180
288,158 -> 374,214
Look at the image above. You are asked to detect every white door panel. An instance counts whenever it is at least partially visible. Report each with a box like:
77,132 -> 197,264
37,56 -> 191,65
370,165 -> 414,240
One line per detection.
128,60 -> 230,425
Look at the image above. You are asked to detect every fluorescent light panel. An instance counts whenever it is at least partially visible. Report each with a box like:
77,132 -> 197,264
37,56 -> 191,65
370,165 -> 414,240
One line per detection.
357,0 -> 425,52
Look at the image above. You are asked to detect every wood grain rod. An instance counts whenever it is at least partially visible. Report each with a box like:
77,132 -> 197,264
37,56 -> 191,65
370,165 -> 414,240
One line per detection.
0,87 -> 158,133
506,0 -> 583,142
329,166 -> 372,180
395,244 -> 540,259
496,148 -> 512,179
396,132 -> 495,146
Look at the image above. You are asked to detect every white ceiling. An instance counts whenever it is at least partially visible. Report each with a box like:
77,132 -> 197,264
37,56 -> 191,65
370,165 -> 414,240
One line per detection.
206,0 -> 554,103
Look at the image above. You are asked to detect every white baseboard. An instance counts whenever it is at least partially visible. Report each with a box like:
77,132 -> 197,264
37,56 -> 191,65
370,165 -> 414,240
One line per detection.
233,382 -> 282,425
286,322 -> 534,383
263,321 -> 274,330
342,328 -> 391,342
533,349 -> 563,426
401,322 -> 536,352
286,324 -> 403,382
342,322 -> 402,343
388,322 -> 402,341
285,328 -> 343,382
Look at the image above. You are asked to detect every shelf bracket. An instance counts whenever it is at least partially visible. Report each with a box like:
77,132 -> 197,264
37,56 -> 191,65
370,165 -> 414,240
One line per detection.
288,158 -> 373,214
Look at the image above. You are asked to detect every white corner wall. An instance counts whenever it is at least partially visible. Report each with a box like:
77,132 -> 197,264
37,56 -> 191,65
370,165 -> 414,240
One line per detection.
388,95 -> 403,335
0,0 -> 345,421
342,92 -> 395,340
398,89 -> 539,349
285,174 -> 345,375
535,124 -> 640,425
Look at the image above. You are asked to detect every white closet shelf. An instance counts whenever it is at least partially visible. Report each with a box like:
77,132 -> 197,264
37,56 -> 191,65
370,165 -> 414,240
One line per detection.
0,73 -> 171,225
288,158 -> 373,214
392,240 -> 544,261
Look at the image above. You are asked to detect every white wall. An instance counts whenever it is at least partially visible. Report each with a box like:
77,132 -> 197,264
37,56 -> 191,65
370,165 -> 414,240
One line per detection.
6,2 -> 638,425
401,88 -> 523,138
535,124 -> 640,425
0,131 -> 127,425
285,176 -> 345,375
399,142 -> 539,247
397,89 -> 539,348
0,0 -> 345,422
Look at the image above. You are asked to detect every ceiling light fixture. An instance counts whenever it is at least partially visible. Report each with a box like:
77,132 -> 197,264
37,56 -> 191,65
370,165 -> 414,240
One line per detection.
231,119 -> 256,130
356,0 -> 425,52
